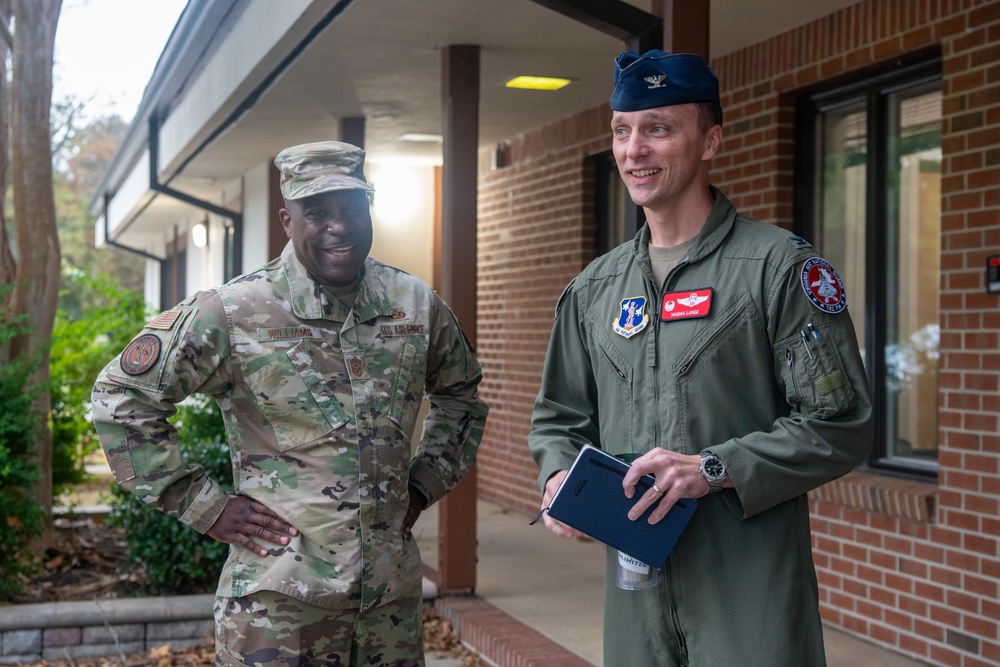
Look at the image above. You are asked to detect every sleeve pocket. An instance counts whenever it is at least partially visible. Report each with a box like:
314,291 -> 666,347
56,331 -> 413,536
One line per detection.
102,392 -> 137,482
777,331 -> 857,419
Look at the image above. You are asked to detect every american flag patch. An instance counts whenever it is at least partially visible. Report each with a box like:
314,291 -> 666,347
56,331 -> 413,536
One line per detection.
146,310 -> 182,330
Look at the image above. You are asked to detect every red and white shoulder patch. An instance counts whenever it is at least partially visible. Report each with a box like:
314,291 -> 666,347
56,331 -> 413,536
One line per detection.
800,257 -> 847,314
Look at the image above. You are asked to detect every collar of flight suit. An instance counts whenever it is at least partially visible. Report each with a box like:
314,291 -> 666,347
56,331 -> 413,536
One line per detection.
633,185 -> 739,277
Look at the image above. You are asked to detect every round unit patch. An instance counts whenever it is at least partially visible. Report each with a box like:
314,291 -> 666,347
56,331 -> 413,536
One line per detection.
120,334 -> 162,376
800,257 -> 847,314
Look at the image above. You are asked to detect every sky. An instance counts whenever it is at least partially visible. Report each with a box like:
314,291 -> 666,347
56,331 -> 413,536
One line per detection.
53,0 -> 189,123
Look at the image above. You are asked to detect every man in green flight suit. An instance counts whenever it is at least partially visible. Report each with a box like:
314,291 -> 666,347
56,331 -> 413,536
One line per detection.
529,50 -> 872,666
92,141 -> 488,666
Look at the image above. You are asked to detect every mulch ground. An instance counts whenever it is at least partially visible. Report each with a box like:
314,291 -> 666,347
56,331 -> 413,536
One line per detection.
6,515 -> 135,605
4,515 -> 479,666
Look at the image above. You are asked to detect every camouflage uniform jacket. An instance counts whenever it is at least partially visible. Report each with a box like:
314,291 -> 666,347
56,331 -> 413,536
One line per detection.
92,242 -> 488,611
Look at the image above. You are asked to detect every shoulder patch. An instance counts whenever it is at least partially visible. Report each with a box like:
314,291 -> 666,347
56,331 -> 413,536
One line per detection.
800,257 -> 847,314
613,296 -> 649,338
120,334 -> 162,376
787,235 -> 813,250
146,309 -> 182,330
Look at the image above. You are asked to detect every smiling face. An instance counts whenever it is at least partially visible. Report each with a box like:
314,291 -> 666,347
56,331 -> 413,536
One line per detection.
611,103 -> 721,214
279,189 -> 373,288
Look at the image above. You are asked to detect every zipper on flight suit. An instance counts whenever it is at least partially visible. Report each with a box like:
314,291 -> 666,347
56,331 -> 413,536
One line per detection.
667,586 -> 689,667
600,346 -> 627,381
653,264 -> 690,667
785,346 -> 806,403
650,256 -> 686,462
675,295 -> 746,378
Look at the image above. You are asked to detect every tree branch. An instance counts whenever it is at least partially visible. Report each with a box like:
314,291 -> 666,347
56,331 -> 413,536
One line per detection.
0,10 -> 12,51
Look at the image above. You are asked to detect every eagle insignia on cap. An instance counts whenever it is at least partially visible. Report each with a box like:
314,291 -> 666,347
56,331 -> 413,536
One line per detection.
644,74 -> 667,89
611,50 -> 720,112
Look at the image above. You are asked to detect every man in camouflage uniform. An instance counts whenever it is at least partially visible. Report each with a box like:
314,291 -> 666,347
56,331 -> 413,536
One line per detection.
92,141 -> 489,666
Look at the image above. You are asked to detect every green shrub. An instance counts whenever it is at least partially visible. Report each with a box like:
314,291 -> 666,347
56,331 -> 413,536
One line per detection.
0,284 -> 45,599
109,396 -> 233,596
51,263 -> 148,491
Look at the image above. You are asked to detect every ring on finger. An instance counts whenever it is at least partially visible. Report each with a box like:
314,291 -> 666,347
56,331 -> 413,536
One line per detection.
651,484 -> 663,496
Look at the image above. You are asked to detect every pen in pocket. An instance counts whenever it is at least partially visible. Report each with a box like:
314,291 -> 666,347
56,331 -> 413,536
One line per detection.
800,330 -> 814,360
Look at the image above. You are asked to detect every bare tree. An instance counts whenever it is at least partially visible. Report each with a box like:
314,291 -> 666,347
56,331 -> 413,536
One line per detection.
0,1 -> 14,315
4,0 -> 63,540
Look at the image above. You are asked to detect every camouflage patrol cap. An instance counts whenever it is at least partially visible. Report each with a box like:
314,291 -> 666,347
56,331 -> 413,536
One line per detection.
274,141 -> 376,200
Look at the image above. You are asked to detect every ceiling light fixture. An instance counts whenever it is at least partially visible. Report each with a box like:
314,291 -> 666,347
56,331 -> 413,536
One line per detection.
192,221 -> 208,248
396,132 -> 443,143
505,75 -> 572,91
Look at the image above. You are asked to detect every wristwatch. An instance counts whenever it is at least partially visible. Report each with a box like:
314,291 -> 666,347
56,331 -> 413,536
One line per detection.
699,450 -> 727,493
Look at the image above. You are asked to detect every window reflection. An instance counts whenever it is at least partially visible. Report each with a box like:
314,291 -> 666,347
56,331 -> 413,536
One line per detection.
886,89 -> 941,467
820,104 -> 867,351
814,80 -> 942,473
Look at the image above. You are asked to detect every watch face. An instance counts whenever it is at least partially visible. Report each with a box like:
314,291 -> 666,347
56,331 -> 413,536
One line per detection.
704,456 -> 724,479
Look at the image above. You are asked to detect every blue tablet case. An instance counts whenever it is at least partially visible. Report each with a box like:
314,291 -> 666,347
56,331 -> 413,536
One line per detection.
542,445 -> 698,567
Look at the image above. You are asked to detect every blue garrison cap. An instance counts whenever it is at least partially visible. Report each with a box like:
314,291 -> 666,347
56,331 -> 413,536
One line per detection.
610,50 -> 719,112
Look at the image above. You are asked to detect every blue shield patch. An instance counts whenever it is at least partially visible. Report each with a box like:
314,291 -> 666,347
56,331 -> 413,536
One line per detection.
613,296 -> 649,339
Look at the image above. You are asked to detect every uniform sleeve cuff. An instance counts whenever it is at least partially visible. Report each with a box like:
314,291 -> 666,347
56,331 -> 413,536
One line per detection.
408,462 -> 446,507
535,449 -> 579,494
178,478 -> 230,534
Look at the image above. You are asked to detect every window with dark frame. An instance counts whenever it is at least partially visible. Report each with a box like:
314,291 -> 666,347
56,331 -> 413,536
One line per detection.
795,55 -> 943,478
591,150 -> 641,257
160,245 -> 187,311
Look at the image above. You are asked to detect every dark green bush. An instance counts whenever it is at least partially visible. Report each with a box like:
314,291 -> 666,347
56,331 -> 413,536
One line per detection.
109,396 -> 233,596
0,284 -> 45,599
51,264 -> 148,491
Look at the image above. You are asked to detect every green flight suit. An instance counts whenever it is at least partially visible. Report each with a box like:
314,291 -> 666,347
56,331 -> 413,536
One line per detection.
530,188 -> 872,666
93,242 -> 488,612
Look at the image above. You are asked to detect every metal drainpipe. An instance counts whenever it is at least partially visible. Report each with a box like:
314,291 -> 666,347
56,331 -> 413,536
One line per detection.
104,0 -> 360,276
100,114 -> 245,269
104,192 -> 167,264
148,114 -> 244,275
103,191 -> 166,263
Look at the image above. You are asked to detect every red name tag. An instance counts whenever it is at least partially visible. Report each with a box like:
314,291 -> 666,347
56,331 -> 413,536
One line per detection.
661,288 -> 713,320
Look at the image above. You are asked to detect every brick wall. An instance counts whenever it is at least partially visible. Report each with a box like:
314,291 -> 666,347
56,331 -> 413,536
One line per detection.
707,1 -> 999,665
476,107 -> 611,515
475,0 -> 999,664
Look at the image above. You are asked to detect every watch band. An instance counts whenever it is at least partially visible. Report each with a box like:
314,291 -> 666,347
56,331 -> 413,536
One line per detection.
706,474 -> 726,494
700,450 -> 727,493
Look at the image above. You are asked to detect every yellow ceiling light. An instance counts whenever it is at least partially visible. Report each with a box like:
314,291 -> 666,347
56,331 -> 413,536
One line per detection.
505,75 -> 572,91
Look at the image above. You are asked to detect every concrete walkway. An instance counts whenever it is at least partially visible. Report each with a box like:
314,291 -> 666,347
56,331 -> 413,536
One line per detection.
60,461 -> 929,666
415,499 -> 932,667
